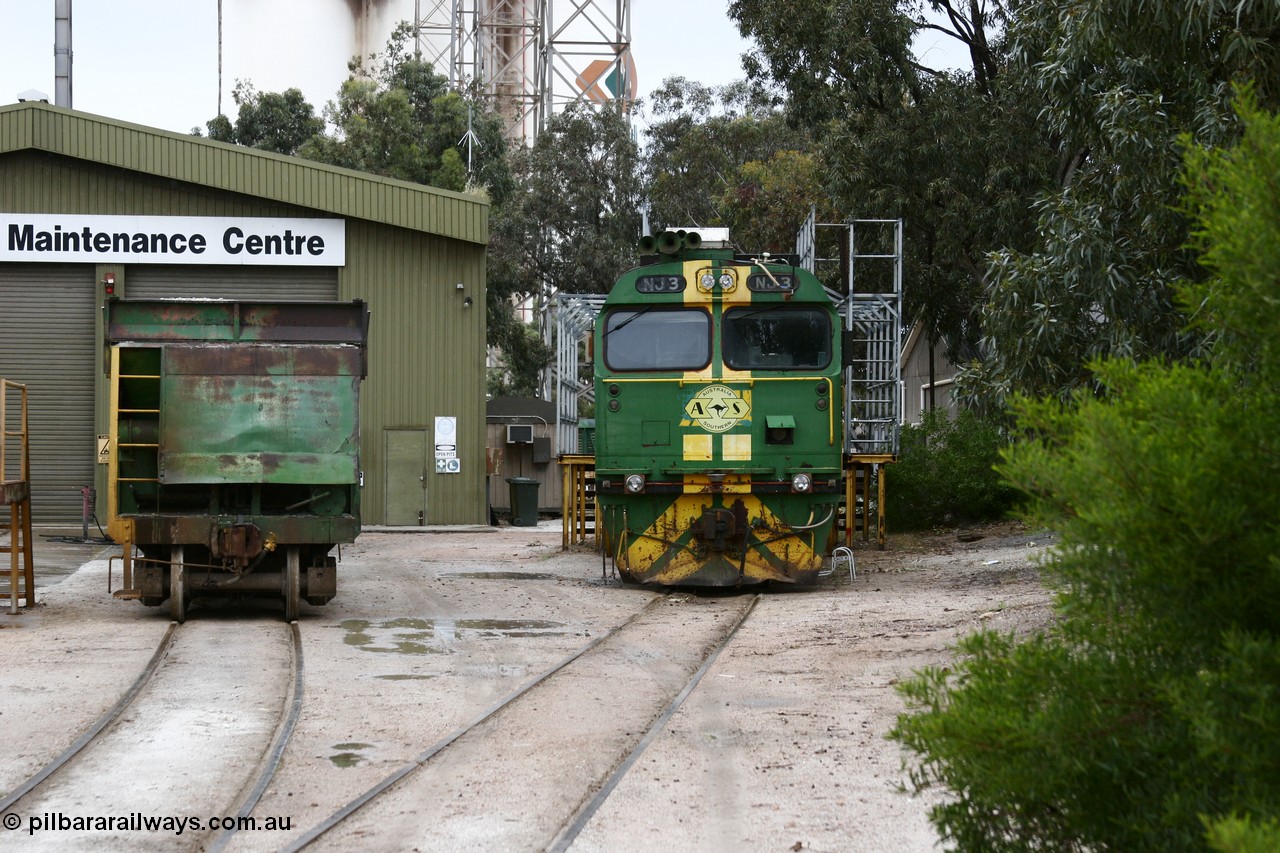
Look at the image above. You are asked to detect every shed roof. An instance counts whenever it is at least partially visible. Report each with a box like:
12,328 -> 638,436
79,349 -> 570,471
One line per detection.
0,102 -> 488,245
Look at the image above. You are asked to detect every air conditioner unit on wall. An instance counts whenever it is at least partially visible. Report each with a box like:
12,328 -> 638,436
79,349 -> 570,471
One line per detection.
507,424 -> 534,444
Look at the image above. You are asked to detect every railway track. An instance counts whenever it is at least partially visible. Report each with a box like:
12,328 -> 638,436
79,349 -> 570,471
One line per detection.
279,590 -> 761,852
0,617 -> 303,851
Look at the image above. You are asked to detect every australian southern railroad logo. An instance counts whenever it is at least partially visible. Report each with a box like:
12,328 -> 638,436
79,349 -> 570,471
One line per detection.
684,385 -> 750,433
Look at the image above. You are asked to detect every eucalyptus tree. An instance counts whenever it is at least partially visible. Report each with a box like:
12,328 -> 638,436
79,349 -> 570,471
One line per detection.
961,0 -> 1280,412
892,93 -> 1280,852
729,0 -> 1052,366
641,77 -> 825,253
485,103 -> 643,395
489,103 -> 642,297
297,23 -> 510,198
203,24 -> 510,197
203,82 -> 324,156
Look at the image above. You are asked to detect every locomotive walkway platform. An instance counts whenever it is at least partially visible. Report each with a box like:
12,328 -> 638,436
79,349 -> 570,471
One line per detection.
556,453 -> 897,551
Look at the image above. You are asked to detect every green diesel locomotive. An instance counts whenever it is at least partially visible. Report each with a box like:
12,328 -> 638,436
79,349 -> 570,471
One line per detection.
594,231 -> 848,586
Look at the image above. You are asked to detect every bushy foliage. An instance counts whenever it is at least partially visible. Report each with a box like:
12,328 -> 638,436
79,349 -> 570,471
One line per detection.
489,104 -> 641,298
887,407 -> 1018,530
730,0 -> 1052,364
485,321 -> 550,399
641,78 -> 825,253
960,0 -> 1280,413
203,25 -> 510,199
203,83 -> 324,155
890,94 -> 1280,852
485,103 -> 641,394
297,24 -> 510,198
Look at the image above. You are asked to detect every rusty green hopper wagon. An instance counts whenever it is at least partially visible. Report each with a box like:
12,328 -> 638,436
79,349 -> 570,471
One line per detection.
105,299 -> 369,622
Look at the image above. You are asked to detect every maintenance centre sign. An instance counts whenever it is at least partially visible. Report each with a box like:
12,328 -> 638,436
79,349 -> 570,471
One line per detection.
1,214 -> 346,265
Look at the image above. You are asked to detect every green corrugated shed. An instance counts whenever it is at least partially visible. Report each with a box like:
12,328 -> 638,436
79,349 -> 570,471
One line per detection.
0,103 -> 487,244
0,102 -> 491,526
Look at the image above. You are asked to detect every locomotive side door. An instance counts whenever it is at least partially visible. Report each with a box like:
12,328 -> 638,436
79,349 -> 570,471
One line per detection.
384,428 -> 429,525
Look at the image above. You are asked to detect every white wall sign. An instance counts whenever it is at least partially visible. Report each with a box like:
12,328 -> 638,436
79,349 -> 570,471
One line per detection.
0,214 -> 346,265
434,416 -> 457,459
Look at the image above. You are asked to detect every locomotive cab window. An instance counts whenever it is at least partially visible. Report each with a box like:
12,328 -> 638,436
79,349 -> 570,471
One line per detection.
603,307 -> 711,371
722,307 -> 832,370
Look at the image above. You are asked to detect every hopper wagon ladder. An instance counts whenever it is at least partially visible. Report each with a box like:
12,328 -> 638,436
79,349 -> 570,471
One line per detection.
105,347 -> 161,600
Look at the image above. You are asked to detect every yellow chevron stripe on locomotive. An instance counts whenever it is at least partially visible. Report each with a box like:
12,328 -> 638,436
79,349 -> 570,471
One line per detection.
606,484 -> 831,586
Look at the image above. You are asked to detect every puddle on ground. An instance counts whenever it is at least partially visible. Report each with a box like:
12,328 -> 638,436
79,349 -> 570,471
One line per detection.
339,617 -> 569,653
451,619 -> 573,639
381,617 -> 433,630
450,571 -> 557,580
455,619 -> 563,631
340,619 -> 445,655
329,742 -> 373,767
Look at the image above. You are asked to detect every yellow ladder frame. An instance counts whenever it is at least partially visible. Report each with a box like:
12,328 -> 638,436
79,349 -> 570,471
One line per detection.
1,379 -> 35,613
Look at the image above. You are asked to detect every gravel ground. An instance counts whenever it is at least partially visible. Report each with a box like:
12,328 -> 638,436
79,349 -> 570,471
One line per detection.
0,519 -> 1055,852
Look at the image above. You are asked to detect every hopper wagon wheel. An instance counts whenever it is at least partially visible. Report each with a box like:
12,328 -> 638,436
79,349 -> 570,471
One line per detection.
283,547 -> 300,622
170,546 -> 187,624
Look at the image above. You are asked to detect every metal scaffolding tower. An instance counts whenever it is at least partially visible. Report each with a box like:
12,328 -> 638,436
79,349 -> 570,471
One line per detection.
550,293 -> 605,454
414,0 -> 633,144
796,209 -> 904,457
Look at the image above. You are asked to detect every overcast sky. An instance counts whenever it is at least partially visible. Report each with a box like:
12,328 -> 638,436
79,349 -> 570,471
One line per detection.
0,1 -> 758,135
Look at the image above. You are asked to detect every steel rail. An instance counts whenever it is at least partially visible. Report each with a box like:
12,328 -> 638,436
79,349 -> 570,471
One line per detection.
282,592 -> 675,851
205,620 -> 305,852
546,593 -> 762,852
0,621 -> 179,812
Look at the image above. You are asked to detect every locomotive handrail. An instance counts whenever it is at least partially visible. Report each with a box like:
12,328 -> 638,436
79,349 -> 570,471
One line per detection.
653,467 -> 777,476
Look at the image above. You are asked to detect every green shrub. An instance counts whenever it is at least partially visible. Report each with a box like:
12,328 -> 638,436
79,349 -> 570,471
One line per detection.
886,407 -> 1019,530
889,91 -> 1280,852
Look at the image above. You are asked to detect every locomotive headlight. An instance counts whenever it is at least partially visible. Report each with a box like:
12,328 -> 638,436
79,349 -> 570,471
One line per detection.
791,473 -> 813,493
624,474 -> 646,494
698,269 -> 738,292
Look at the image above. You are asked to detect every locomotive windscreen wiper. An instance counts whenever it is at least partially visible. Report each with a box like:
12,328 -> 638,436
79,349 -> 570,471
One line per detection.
602,304 -> 653,337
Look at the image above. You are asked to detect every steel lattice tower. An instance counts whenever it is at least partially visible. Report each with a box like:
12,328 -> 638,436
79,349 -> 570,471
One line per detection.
413,0 -> 633,144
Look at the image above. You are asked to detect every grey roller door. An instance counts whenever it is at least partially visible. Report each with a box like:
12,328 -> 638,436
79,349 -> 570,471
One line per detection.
125,266 -> 339,301
0,264 -> 96,524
